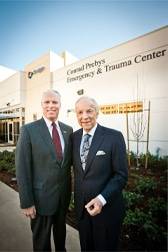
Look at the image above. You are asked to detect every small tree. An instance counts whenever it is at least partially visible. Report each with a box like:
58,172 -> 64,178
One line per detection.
130,78 -> 147,168
130,109 -> 146,168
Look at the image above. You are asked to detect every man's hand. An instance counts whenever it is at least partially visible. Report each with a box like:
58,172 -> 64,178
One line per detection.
85,197 -> 103,216
22,206 -> 36,219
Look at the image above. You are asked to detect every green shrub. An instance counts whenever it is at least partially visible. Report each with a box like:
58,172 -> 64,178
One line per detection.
129,151 -> 168,170
147,197 -> 167,217
123,191 -> 144,208
0,150 -> 15,174
147,154 -> 168,171
69,192 -> 74,211
123,163 -> 167,251
124,208 -> 166,243
124,208 -> 149,226
135,176 -> 157,194
0,159 -> 9,171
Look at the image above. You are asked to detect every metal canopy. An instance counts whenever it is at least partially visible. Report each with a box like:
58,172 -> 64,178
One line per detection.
0,114 -> 18,119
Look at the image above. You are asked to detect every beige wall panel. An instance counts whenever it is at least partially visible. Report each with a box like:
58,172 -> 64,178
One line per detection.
53,27 -> 168,155
24,53 -> 52,122
0,72 -> 25,108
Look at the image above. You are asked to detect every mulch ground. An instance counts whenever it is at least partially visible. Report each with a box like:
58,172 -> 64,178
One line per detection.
0,170 -> 18,191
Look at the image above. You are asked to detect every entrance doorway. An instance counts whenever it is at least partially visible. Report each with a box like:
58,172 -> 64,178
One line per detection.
8,122 -> 13,144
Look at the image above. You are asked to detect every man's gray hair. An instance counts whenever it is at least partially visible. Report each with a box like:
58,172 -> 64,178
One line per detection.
75,96 -> 99,113
41,89 -> 61,102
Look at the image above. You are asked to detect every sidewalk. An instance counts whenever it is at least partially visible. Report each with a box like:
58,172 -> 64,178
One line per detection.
0,182 -> 80,252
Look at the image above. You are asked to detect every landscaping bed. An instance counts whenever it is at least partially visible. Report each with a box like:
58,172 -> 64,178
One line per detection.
0,150 -> 167,251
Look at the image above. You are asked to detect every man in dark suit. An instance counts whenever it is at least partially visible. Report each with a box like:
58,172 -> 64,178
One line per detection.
15,90 -> 73,252
73,96 -> 128,251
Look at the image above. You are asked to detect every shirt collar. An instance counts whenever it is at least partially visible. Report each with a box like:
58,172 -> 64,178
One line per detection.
82,123 -> 97,137
43,116 -> 59,128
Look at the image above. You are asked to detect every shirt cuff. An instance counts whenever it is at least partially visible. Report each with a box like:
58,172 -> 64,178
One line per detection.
97,194 -> 107,206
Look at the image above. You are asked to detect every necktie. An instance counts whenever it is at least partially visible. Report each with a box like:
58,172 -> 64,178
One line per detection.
52,122 -> 63,160
81,134 -> 91,170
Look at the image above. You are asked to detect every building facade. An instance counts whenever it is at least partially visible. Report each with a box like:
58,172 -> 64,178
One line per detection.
0,26 -> 167,156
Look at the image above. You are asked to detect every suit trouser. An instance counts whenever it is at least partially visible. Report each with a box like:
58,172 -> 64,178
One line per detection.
78,208 -> 123,252
30,210 -> 66,252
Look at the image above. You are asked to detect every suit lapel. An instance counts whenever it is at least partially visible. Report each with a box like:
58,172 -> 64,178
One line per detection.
84,125 -> 105,174
75,130 -> 84,173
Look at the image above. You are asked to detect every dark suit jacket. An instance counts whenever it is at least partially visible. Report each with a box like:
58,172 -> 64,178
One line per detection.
16,118 -> 73,216
73,124 -> 128,222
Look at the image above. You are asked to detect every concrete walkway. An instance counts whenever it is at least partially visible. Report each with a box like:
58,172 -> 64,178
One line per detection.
0,182 -> 80,252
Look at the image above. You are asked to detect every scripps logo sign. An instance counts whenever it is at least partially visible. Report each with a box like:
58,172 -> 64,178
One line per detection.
28,66 -> 45,79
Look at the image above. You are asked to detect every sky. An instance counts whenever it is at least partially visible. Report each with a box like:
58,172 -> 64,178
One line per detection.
0,0 -> 168,71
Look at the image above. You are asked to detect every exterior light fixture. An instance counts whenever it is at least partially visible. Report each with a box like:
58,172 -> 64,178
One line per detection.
77,89 -> 84,95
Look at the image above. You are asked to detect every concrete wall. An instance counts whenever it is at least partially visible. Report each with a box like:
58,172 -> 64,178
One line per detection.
0,26 -> 167,155
24,51 -> 78,123
0,72 -> 25,108
52,26 -> 168,155
24,52 -> 52,122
